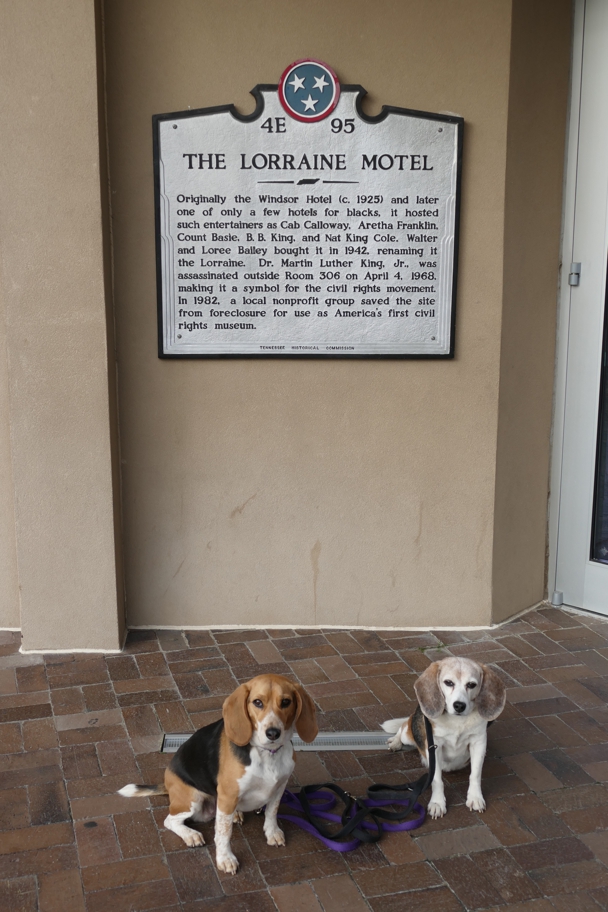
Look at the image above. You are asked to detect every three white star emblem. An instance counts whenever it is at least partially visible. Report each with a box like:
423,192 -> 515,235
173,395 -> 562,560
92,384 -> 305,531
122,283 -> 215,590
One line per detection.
279,60 -> 339,121
301,94 -> 318,112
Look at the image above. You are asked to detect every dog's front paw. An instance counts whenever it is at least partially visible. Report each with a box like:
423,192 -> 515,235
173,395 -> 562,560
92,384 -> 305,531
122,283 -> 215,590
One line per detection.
466,792 -> 486,813
265,825 -> 286,847
234,811 -> 244,825
216,851 -> 239,874
387,733 -> 403,751
183,829 -> 205,847
427,798 -> 447,819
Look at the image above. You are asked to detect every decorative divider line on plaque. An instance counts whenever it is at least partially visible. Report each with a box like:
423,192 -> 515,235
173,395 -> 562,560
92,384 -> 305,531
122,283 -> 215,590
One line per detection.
153,60 -> 463,358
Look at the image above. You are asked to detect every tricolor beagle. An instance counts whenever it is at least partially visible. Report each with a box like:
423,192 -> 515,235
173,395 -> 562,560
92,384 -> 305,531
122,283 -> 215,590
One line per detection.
381,657 -> 506,819
118,673 -> 317,873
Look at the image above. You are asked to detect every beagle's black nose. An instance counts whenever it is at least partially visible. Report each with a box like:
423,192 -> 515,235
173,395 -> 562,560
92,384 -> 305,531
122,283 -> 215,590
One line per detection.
265,727 -> 281,742
453,701 -> 466,714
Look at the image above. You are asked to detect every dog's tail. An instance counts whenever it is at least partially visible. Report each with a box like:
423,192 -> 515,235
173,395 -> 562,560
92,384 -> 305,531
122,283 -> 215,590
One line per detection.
118,783 -> 168,798
380,717 -> 408,734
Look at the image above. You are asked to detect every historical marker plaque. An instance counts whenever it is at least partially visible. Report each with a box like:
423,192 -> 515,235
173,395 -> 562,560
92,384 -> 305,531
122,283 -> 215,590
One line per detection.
154,61 -> 463,358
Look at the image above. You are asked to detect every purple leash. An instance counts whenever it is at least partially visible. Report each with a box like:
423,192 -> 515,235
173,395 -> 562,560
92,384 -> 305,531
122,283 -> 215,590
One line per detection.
277,715 -> 435,853
278,787 -> 426,852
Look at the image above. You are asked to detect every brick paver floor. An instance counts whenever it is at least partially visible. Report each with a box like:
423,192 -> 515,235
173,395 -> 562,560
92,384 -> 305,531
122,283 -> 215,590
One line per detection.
2,606 -> 608,910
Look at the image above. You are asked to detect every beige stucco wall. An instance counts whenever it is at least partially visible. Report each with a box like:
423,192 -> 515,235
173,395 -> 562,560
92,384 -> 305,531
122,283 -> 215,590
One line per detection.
0,0 -> 571,644
0,0 -> 124,649
103,0 -> 553,630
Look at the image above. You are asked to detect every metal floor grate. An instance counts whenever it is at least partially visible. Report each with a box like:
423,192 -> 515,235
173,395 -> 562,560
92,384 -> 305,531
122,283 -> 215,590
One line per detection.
161,731 -> 390,753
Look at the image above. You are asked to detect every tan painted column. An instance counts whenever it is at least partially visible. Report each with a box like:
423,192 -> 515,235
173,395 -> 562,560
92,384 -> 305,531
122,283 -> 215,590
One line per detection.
0,0 -> 123,650
492,0 -> 572,622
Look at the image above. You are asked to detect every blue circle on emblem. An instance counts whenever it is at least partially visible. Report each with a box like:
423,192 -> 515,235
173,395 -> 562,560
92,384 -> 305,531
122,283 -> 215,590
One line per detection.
278,60 -> 340,123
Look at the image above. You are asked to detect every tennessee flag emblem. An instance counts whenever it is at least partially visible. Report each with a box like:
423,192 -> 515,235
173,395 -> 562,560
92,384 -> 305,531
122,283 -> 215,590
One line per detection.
278,59 -> 340,123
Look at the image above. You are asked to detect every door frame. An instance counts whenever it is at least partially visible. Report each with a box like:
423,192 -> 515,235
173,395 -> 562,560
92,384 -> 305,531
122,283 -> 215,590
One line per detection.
548,0 -> 606,609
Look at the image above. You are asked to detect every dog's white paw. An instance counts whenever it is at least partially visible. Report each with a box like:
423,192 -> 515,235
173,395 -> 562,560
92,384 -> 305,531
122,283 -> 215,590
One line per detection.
466,793 -> 486,813
217,851 -> 239,874
427,799 -> 447,819
265,826 -> 286,847
387,734 -> 402,752
182,828 -> 205,847
234,811 -> 244,825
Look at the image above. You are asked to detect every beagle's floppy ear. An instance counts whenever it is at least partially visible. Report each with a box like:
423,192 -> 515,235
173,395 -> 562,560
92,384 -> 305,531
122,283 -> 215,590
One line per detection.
223,683 -> 253,746
294,684 -> 318,743
477,664 -> 506,721
414,662 -> 445,719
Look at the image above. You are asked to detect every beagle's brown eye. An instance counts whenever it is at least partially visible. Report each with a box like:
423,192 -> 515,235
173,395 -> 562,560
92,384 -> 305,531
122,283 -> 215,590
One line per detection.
466,682 -> 477,689
280,698 -> 292,708
252,699 -> 263,708
444,680 -> 454,687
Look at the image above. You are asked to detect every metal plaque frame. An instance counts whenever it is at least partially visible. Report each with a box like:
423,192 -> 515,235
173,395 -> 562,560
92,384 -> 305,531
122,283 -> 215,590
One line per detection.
153,82 -> 463,359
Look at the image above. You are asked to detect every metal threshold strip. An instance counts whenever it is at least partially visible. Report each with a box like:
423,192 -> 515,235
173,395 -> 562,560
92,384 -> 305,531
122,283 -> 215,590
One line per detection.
161,731 -> 389,753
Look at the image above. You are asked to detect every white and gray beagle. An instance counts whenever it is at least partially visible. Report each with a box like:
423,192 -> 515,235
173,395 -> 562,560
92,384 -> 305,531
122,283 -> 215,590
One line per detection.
381,656 -> 506,819
118,673 -> 318,873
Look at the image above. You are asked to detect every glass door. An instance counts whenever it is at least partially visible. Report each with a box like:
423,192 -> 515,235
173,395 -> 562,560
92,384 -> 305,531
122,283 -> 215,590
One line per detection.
592,307 -> 608,564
